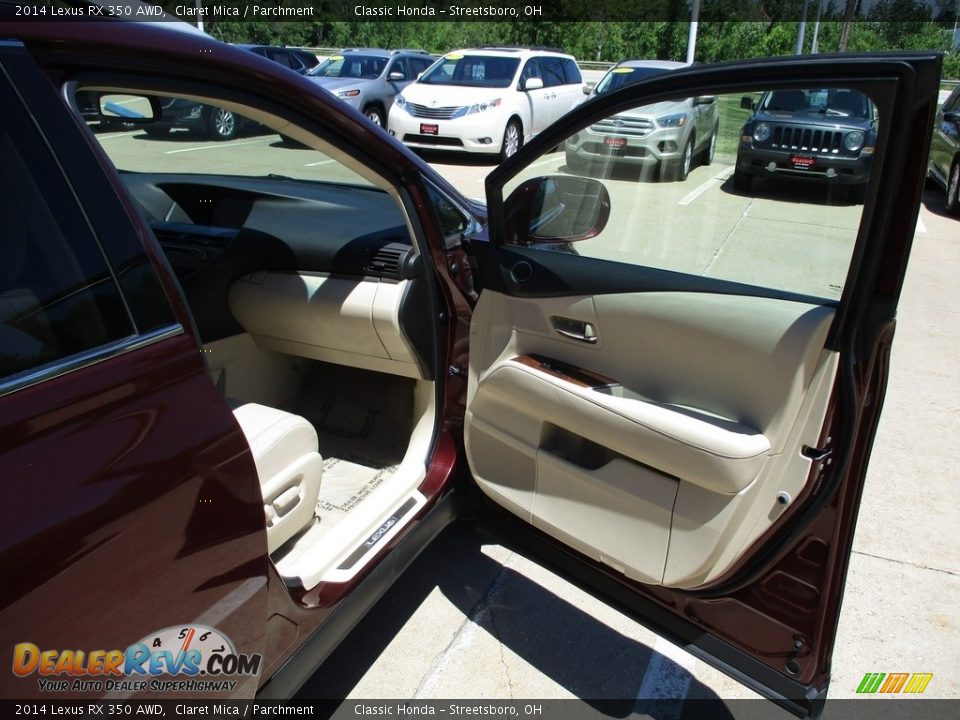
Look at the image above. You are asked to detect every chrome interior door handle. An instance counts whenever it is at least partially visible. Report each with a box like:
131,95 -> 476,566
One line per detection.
551,316 -> 598,343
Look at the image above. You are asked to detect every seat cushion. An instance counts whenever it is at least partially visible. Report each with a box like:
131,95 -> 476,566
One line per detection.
232,403 -> 323,554
232,402 -> 319,483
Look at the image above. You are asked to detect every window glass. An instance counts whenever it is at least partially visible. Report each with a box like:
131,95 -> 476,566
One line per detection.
308,55 -> 387,80
500,88 -> 880,301
419,55 -> 520,89
410,58 -> 434,77
539,57 -> 566,88
1,78 -> 134,382
84,93 -> 378,189
561,58 -> 583,85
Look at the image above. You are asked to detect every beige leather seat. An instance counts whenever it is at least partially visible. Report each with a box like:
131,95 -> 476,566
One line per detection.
232,403 -> 323,554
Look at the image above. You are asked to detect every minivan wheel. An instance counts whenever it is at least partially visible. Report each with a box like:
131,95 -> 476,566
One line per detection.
500,119 -> 522,162
207,108 -> 237,140
946,161 -> 960,214
364,106 -> 385,128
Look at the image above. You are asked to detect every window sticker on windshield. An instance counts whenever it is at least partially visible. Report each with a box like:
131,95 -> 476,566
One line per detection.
446,53 -> 464,60
810,90 -> 829,109
612,68 -> 634,74
330,55 -> 344,61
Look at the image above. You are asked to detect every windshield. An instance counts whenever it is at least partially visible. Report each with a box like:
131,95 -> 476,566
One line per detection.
418,54 -> 521,89
308,55 -> 387,80
761,88 -> 872,118
593,66 -> 674,95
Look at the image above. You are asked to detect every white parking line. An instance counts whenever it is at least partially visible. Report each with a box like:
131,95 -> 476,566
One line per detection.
305,159 -> 336,167
97,131 -> 141,139
164,138 -> 267,155
678,166 -> 734,206
915,215 -> 927,234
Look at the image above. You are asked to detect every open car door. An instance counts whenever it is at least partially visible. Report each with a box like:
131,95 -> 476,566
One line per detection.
465,54 -> 940,716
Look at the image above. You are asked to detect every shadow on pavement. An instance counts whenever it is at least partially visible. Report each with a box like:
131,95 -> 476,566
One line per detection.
296,523 -> 734,719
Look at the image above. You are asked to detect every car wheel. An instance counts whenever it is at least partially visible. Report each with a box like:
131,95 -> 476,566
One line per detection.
364,106 -> 385,128
206,108 -> 237,140
565,148 -> 588,173
702,126 -> 718,166
849,183 -> 867,205
946,161 -> 960,214
675,138 -> 694,181
733,166 -> 752,193
500,119 -> 522,162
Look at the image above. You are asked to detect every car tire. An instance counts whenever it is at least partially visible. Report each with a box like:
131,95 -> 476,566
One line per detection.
733,167 -> 752,193
364,105 -> 385,128
701,126 -> 718,166
674,138 -> 694,181
500,119 -> 522,163
849,183 -> 868,205
206,108 -> 238,140
946,160 -> 960,214
565,148 -> 588,173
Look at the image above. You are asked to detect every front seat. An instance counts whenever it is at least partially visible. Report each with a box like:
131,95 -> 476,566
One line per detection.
232,403 -> 323,554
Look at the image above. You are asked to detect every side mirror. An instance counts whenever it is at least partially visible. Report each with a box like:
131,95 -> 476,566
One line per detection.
582,85 -> 592,95
388,71 -> 405,81
694,95 -> 716,106
504,176 -> 611,246
524,77 -> 544,91
944,110 -> 960,124
98,94 -> 159,122
740,96 -> 755,111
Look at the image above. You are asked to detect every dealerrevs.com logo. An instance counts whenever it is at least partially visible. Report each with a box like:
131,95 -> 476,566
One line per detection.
12,625 -> 262,693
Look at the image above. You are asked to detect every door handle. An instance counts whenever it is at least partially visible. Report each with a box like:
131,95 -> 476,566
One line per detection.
551,316 -> 598,343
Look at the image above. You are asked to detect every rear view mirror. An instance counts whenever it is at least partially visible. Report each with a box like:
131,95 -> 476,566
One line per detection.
97,94 -> 158,122
504,175 -> 610,245
388,71 -> 405,81
694,95 -> 716,105
740,96 -> 755,110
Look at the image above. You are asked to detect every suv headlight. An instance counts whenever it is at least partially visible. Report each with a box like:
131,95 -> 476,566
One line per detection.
337,89 -> 361,98
394,95 -> 411,114
753,122 -> 771,142
453,98 -> 502,118
844,130 -> 865,152
656,113 -> 688,128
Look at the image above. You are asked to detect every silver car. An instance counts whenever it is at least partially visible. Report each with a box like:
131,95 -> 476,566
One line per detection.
565,59 -> 719,181
305,48 -> 436,127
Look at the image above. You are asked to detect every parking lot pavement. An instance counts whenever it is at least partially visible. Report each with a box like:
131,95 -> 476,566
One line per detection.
298,156 -> 960,706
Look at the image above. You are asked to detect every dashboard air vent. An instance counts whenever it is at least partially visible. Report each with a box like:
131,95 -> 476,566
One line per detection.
365,242 -> 411,280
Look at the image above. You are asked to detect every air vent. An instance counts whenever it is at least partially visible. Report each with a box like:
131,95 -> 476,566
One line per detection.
365,242 -> 410,280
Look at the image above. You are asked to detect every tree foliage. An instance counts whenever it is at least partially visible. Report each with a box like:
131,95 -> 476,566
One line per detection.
179,0 -> 959,79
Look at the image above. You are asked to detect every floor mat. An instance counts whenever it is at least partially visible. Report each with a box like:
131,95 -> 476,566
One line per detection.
315,458 -> 398,530
294,362 -> 413,469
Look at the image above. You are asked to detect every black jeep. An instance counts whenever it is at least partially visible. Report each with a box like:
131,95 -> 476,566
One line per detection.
734,88 -> 877,202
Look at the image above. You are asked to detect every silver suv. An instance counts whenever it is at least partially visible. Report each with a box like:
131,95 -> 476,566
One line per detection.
305,48 -> 436,127
565,59 -> 719,181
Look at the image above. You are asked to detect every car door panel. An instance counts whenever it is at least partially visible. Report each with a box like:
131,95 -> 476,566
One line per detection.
471,54 -> 941,714
467,288 -> 836,587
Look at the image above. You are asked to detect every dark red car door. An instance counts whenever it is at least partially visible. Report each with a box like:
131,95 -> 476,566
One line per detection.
0,43 -> 269,699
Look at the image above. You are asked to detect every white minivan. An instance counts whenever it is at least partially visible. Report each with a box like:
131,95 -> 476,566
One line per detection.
387,47 -> 587,161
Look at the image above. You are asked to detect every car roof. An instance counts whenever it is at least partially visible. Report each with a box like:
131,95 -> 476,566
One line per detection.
450,47 -> 574,59
615,59 -> 691,71
337,48 -> 432,58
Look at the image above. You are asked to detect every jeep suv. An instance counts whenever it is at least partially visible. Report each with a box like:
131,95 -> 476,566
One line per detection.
734,88 -> 877,202
388,47 -> 586,161
305,48 -> 436,127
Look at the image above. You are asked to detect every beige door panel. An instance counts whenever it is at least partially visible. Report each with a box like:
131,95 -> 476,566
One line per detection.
466,290 -> 838,588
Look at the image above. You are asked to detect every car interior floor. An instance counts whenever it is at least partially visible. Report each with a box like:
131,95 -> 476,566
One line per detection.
289,361 -> 414,538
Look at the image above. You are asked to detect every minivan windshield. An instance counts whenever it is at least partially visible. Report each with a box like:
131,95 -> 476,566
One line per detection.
418,54 -> 520,89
